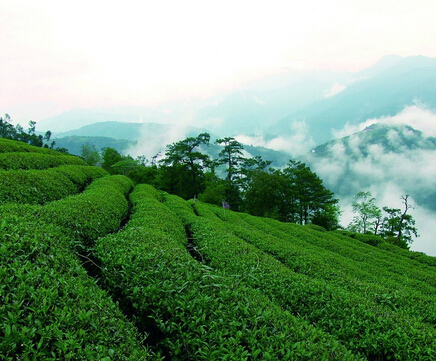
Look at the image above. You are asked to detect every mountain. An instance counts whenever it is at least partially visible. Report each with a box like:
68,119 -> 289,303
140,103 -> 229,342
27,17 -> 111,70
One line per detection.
52,120 -> 292,167
302,121 -> 436,256
272,55 -> 436,145
53,136 -> 134,156
37,108 -> 146,133
197,70 -> 350,136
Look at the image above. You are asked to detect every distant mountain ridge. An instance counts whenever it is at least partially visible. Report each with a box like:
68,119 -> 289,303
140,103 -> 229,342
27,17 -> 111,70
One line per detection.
272,55 -> 436,144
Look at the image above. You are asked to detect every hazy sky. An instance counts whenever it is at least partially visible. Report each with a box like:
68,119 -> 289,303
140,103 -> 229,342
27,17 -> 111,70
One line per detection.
2,0 -> 436,124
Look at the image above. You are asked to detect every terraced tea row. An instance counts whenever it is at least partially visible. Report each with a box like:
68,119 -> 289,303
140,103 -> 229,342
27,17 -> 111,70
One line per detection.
93,184 -> 360,360
164,197 -> 436,360
0,165 -> 108,205
0,176 -> 155,359
208,206 -> 436,325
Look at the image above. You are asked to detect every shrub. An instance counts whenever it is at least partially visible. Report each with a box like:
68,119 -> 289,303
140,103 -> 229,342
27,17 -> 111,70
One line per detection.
93,185 -> 359,360
0,152 -> 86,170
0,169 -> 77,205
39,175 -> 133,246
0,214 -> 154,360
0,138 -> 61,155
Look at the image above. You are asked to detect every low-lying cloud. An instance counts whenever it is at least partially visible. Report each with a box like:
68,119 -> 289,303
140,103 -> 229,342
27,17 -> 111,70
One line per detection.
126,123 -> 191,161
309,105 -> 436,256
235,120 -> 315,157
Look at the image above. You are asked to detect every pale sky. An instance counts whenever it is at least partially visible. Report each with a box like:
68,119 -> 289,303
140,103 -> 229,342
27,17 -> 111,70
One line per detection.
2,0 -> 436,124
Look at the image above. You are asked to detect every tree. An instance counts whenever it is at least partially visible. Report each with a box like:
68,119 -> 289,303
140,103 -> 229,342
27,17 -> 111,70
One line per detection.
0,114 -> 16,139
284,160 -> 339,228
242,161 -> 340,229
243,169 -> 290,221
159,133 -> 211,199
347,191 -> 382,234
213,137 -> 248,210
101,147 -> 124,174
215,137 -> 245,182
381,195 -> 418,247
80,144 -> 101,166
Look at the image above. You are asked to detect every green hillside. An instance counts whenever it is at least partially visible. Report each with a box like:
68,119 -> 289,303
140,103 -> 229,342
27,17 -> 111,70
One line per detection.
1,140 -> 436,360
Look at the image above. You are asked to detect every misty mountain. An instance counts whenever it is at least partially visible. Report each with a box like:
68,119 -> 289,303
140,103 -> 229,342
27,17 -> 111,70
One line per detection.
197,71 -> 350,136
302,119 -> 436,256
53,136 -> 133,156
304,121 -> 436,213
311,123 -> 436,158
52,121 -> 292,167
272,55 -> 436,145
37,108 -> 147,133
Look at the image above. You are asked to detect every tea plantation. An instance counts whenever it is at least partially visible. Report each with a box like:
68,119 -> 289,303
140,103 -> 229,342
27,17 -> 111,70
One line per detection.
1,138 -> 436,360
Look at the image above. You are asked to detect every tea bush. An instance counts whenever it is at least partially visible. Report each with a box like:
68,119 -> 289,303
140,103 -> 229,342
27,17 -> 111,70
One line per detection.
0,214 -> 154,360
93,185 -> 360,360
39,175 -> 133,246
168,200 -> 436,360
0,138 -> 61,155
0,152 -> 86,170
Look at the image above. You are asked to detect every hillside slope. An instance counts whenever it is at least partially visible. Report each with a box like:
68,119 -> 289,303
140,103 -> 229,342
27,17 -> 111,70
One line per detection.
1,141 -> 436,359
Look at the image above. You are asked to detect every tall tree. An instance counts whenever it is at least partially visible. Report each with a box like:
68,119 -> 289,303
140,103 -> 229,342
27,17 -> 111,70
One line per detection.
347,191 -> 382,234
243,161 -> 340,229
101,147 -> 124,174
284,160 -> 339,227
80,143 -> 101,166
382,195 -> 418,246
215,137 -> 245,182
159,133 -> 211,199
0,114 -> 16,139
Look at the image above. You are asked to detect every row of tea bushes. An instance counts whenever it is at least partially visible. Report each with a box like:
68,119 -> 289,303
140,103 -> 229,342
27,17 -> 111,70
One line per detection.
374,240 -> 436,268
212,206 -> 436,326
93,185 -> 360,360
0,208 -> 154,359
38,175 -> 133,247
171,200 -> 436,360
0,152 -> 86,170
257,216 -> 436,297
0,138 -> 62,155
0,165 -> 108,205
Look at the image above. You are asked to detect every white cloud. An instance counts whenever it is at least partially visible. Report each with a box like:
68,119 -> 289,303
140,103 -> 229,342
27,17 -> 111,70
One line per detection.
310,106 -> 436,256
126,123 -> 190,159
331,119 -> 377,139
323,83 -> 347,98
235,120 -> 315,157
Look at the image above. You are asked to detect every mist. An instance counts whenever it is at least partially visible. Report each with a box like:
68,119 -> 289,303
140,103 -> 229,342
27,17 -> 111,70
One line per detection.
308,105 -> 436,255
235,120 -> 316,157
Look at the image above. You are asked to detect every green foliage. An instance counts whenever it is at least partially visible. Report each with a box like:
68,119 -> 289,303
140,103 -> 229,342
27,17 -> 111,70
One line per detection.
53,165 -> 108,190
92,185 -> 359,360
0,169 -> 76,205
243,161 -> 340,229
37,175 -> 132,247
159,133 -> 211,199
0,165 -> 107,205
3,149 -> 435,360
126,164 -> 159,185
0,138 -> 61,155
101,147 -> 125,173
169,199 -> 436,360
198,172 -> 227,205
215,137 -> 245,182
0,152 -> 86,170
0,214 -> 153,359
348,192 -> 419,246
335,230 -> 384,247
80,143 -> 101,165
0,114 -> 55,149
348,191 -> 382,234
